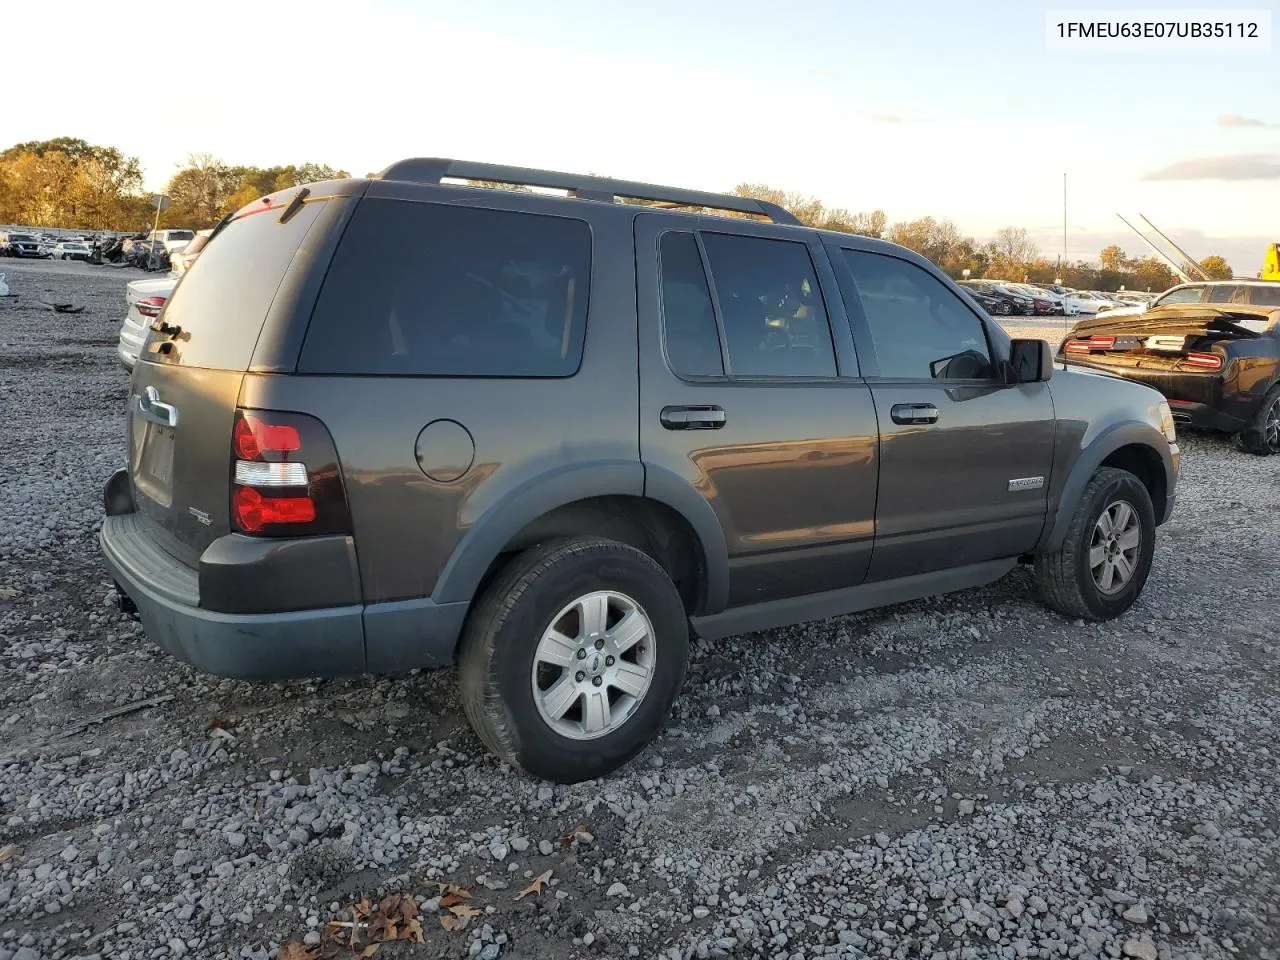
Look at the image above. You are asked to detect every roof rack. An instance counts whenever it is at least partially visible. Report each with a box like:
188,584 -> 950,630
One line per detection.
374,158 -> 800,226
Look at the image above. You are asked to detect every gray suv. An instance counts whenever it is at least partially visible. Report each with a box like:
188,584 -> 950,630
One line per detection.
100,159 -> 1180,783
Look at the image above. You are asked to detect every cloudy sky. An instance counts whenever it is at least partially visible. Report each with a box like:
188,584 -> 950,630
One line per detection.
8,0 -> 1278,272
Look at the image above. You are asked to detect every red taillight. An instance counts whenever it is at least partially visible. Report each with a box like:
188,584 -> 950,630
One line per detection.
1184,352 -> 1223,370
233,415 -> 302,461
136,296 -> 167,318
1089,335 -> 1115,349
230,409 -> 350,537
1065,340 -> 1092,355
232,487 -> 316,533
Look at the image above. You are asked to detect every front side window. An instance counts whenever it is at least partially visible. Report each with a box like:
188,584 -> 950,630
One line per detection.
843,250 -> 994,380
699,233 -> 837,378
1156,286 -> 1206,306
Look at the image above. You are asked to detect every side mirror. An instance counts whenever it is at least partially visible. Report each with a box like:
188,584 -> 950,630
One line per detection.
1007,338 -> 1053,383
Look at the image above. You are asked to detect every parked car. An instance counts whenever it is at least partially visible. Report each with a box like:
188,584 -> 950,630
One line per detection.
1060,291 -> 1111,315
100,159 -> 1180,783
1006,283 -> 1059,315
959,285 -> 1005,315
1060,302 -> 1280,454
117,276 -> 178,369
1097,280 -> 1280,319
5,233 -> 51,258
958,279 -> 1033,316
51,241 -> 93,261
169,228 -> 212,277
1013,283 -> 1066,314
147,229 -> 197,254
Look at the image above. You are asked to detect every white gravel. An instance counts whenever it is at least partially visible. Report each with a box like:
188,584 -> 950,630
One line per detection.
1,259 -> 1278,960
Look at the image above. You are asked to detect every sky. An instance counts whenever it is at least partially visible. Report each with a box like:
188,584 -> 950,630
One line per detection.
7,0 -> 1279,272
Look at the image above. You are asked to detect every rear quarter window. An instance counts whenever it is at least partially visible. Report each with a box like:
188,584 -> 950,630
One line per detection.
142,202 -> 326,370
298,199 -> 592,378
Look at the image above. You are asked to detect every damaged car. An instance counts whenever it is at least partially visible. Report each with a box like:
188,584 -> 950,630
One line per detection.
1060,302 -> 1280,454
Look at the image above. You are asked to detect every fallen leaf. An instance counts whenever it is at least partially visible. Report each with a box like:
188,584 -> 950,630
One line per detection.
440,892 -> 468,909
448,904 -> 482,919
559,824 -> 588,846
440,915 -> 458,932
275,942 -> 317,960
208,717 -> 235,730
357,946 -> 381,959
0,844 -> 20,865
404,917 -> 425,943
435,882 -> 471,899
515,868 -> 554,901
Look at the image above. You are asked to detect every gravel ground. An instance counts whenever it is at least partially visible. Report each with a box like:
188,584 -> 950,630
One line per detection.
1,259 -> 1278,960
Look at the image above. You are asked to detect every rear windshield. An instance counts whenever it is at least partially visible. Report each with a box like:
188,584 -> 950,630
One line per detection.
165,230 -> 195,241
298,198 -> 592,378
141,202 -> 325,370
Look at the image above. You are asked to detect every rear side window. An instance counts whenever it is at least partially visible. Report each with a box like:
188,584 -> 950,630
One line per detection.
659,232 -> 723,377
1248,285 -> 1280,306
1206,285 -> 1239,304
699,233 -> 837,378
300,199 -> 591,377
145,202 -> 325,370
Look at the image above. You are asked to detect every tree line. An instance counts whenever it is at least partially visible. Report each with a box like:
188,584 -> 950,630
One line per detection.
0,137 -> 1231,290
0,138 -> 348,234
728,184 -> 1232,292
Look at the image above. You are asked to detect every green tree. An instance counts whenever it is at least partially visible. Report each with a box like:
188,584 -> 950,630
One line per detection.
1128,257 -> 1177,292
1198,255 -> 1232,279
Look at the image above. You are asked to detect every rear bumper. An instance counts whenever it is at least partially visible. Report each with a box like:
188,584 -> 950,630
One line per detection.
100,473 -> 468,680
1167,400 -> 1246,433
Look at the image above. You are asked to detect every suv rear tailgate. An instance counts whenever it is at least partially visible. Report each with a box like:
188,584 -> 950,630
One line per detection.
128,196 -> 335,567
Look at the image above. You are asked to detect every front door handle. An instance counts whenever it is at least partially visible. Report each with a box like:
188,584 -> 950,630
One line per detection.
890,403 -> 939,425
661,405 -> 726,430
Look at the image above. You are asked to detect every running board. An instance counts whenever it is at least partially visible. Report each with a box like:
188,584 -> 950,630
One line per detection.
689,558 -> 1017,640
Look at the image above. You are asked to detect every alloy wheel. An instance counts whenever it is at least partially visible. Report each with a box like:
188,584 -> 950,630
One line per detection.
1089,500 -> 1142,594
530,590 -> 656,740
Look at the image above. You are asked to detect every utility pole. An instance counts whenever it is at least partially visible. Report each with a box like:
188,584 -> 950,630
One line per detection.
1062,172 -> 1067,268
149,194 -> 169,271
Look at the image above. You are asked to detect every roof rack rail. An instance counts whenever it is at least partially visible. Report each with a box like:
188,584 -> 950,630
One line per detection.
374,158 -> 801,226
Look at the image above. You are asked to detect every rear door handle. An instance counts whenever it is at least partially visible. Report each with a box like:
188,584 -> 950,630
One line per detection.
890,403 -> 939,425
661,405 -> 726,430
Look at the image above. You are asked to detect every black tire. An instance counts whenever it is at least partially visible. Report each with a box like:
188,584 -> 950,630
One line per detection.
1233,384 -> 1280,456
458,537 -> 689,783
1034,467 -> 1156,621
997,300 -> 1013,316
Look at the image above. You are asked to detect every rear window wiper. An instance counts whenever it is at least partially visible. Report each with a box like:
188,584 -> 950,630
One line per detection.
278,187 -> 310,224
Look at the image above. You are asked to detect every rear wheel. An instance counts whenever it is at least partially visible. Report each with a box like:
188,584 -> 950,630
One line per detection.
458,537 -> 689,783
1034,467 -> 1156,621
997,300 -> 1013,316
1234,385 -> 1280,456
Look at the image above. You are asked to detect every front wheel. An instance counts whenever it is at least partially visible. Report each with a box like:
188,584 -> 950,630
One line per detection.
1234,384 -> 1280,456
458,537 -> 689,783
1034,467 -> 1156,621
997,300 -> 1013,316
